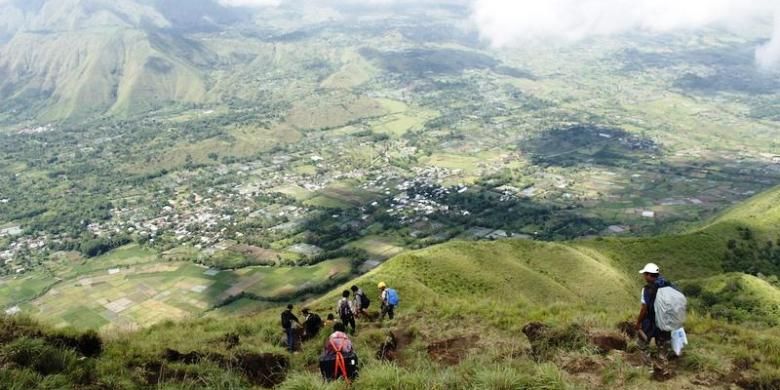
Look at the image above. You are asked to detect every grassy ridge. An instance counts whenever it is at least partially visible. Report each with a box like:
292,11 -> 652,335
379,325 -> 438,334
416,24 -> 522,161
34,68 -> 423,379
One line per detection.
2,189 -> 780,388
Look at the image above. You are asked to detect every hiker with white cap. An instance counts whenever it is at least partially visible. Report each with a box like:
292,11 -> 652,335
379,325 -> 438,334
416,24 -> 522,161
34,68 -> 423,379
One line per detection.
635,263 -> 686,360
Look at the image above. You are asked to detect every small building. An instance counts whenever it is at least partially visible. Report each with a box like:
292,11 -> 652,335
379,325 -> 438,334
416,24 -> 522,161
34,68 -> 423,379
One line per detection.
608,225 -> 627,233
641,211 -> 656,218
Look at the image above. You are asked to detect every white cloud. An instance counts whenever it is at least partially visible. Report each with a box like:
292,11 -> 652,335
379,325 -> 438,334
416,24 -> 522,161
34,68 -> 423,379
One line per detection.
756,12 -> 780,71
472,0 -> 780,69
216,0 -> 780,69
217,0 -> 282,7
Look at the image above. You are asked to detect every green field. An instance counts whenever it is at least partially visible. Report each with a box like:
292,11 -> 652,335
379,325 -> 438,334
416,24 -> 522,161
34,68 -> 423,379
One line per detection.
19,257 -> 353,330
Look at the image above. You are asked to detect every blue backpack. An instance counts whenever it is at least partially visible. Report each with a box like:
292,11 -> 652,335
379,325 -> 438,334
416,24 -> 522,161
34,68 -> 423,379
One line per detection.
386,288 -> 400,306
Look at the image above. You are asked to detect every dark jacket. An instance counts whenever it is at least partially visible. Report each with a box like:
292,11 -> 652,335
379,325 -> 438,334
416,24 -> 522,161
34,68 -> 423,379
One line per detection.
281,309 -> 300,330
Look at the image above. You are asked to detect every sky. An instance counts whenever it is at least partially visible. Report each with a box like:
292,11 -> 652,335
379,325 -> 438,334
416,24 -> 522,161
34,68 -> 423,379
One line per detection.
220,0 -> 780,70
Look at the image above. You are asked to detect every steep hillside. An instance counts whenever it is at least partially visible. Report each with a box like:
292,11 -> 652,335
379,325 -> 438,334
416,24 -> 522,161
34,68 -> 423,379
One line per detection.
0,0 -> 212,122
702,184 -> 780,237
2,189 -> 779,389
2,236 -> 780,389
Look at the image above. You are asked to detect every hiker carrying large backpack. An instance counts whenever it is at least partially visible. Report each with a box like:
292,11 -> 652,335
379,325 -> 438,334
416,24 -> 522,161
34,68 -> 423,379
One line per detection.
351,285 -> 370,318
337,290 -> 356,333
319,322 -> 359,382
635,263 -> 687,356
378,282 -> 399,320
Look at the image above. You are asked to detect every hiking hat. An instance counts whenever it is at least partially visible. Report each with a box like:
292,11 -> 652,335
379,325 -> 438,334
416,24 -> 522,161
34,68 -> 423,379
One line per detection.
639,263 -> 660,274
377,282 -> 387,289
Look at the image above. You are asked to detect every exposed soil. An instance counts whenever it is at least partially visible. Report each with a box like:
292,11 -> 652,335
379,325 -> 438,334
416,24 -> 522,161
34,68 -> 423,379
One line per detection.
236,352 -> 289,388
522,322 -> 589,361
616,321 -> 638,339
45,330 -> 103,357
377,329 -> 415,362
522,322 -> 549,342
427,335 -> 480,365
589,333 -> 628,354
164,348 -> 203,364
561,355 -> 605,374
361,310 -> 382,322
621,350 -> 651,367
160,348 -> 289,387
652,359 -> 674,382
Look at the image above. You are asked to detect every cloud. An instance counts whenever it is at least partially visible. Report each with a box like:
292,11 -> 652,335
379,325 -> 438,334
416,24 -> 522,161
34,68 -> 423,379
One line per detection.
216,0 -> 780,69
217,0 -> 281,7
756,12 -> 780,70
472,0 -> 780,69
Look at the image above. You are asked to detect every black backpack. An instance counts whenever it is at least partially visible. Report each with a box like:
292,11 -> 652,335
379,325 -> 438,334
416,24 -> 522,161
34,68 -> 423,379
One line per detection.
281,311 -> 291,329
339,299 -> 353,319
307,314 -> 322,331
358,292 -> 370,309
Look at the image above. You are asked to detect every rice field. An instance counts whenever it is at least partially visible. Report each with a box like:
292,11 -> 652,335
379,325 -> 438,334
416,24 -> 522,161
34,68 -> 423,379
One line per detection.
20,254 -> 354,330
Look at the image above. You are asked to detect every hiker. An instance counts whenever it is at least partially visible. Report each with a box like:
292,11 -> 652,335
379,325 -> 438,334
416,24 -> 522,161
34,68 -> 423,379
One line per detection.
337,290 -> 356,334
351,285 -> 370,318
635,263 -> 674,355
377,282 -> 399,320
325,313 -> 336,328
281,304 -> 301,353
302,308 -> 323,341
319,322 -> 359,381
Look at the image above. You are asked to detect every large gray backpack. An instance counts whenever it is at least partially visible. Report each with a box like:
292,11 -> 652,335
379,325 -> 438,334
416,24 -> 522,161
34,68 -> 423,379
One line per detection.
654,286 -> 687,331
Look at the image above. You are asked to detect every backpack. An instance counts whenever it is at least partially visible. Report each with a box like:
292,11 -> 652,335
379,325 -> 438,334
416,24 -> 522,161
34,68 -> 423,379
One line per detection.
281,311 -> 291,329
339,299 -> 353,319
358,292 -> 370,309
306,314 -> 322,332
654,286 -> 687,331
385,288 -> 399,306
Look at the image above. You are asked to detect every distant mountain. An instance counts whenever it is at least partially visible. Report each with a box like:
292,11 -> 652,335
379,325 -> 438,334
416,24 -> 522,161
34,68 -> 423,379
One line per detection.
0,0 -> 249,122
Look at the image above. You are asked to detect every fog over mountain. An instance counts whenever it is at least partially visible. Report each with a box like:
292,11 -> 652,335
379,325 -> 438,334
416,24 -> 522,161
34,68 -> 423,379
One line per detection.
0,0 -> 777,124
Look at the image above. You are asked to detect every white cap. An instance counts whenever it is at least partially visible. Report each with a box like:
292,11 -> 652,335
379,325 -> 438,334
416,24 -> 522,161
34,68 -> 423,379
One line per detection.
639,263 -> 660,274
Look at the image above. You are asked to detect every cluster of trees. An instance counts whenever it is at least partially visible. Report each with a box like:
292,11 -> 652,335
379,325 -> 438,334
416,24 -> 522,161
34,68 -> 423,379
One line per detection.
723,227 -> 780,276
682,275 -> 779,326
51,234 -> 132,258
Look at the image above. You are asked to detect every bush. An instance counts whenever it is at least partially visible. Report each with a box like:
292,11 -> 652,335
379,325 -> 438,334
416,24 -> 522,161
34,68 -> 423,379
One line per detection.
0,337 -> 78,376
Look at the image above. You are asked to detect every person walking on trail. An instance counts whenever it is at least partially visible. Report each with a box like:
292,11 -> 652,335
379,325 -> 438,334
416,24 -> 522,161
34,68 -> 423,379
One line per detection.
281,304 -> 301,353
319,322 -> 359,381
337,290 -> 356,334
635,263 -> 674,357
378,282 -> 399,320
302,308 -> 323,341
351,285 -> 370,318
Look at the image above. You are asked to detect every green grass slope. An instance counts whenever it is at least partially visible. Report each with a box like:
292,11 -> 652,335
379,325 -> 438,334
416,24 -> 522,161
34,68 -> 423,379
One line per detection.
701,184 -> 780,237
2,188 -> 780,389
0,0 -> 208,122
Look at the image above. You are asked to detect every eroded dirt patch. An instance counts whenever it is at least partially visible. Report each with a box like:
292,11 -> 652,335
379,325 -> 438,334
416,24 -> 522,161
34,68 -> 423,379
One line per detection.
377,329 -> 415,362
236,352 -> 289,388
427,335 -> 480,365
159,348 -> 289,387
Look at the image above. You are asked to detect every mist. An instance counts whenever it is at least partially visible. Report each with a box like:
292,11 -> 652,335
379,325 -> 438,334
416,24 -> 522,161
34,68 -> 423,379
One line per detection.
756,13 -> 780,71
472,0 -> 780,70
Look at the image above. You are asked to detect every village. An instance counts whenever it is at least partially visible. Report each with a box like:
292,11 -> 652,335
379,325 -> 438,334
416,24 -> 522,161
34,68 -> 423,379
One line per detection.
3,124 -> 779,278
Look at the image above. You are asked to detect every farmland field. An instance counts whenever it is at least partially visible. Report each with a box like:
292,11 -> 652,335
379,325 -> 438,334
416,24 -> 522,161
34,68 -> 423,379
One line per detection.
19,250 -> 353,330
